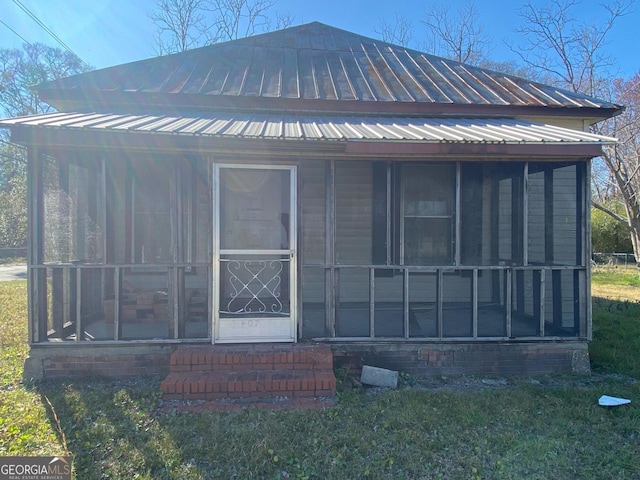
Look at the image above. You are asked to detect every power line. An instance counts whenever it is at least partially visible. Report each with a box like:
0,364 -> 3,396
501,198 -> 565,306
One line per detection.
10,0 -> 89,68
0,19 -> 33,47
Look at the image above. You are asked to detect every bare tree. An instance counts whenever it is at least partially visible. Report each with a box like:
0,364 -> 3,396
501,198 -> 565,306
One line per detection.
206,0 -> 276,42
272,11 -> 295,31
512,0 -> 638,263
421,1 -> 490,65
594,74 -> 640,262
374,13 -> 414,48
511,0 -> 633,95
150,0 -> 209,54
150,0 -> 292,53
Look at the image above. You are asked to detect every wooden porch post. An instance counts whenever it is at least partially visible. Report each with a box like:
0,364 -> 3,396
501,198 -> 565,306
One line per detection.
28,146 -> 47,343
325,160 -> 336,337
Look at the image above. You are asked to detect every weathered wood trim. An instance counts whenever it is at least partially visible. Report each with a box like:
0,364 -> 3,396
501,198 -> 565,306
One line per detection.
455,162 -> 461,266
472,269 -> 478,338
28,147 -> 45,342
369,268 -> 375,338
75,268 -> 82,342
585,161 -> 592,340
437,269 -> 443,338
540,269 -> 546,337
523,163 -> 529,266
326,160 -> 336,337
169,267 -> 176,339
544,167 -> 554,264
505,269 -> 512,338
552,269 -> 562,329
346,141 -> 605,158
207,265 -> 213,340
403,269 -> 410,339
173,162 -> 181,264
100,157 -> 108,263
533,269 -> 542,334
114,267 -> 121,341
386,164 -> 392,265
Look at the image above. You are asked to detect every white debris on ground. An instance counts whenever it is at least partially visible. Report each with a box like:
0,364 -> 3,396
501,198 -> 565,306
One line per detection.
598,395 -> 631,407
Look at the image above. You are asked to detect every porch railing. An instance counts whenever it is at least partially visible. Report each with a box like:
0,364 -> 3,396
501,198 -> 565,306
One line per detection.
304,264 -> 588,341
29,263 -> 588,343
28,263 -> 212,343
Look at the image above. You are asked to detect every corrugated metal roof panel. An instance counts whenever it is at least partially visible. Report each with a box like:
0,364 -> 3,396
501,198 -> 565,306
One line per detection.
0,111 -> 618,145
34,23 -> 621,115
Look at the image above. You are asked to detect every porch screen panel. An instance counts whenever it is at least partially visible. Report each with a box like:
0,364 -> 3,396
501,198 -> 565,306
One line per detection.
43,267 -> 77,341
494,164 -> 525,265
105,160 -> 128,263
460,164 -> 484,265
552,165 -> 579,265
120,268 -> 170,340
442,271 -> 472,337
544,269 -> 581,336
183,268 -> 209,338
374,272 -> 404,337
408,272 -> 438,337
42,157 -> 100,264
42,155 -> 63,263
301,267 -> 326,338
511,270 -> 541,337
336,268 -> 370,337
183,158 -> 211,264
132,160 -> 172,264
82,267 -> 116,341
477,269 -> 507,337
527,163 -> 581,266
299,161 -> 326,264
335,162 -> 372,265
527,167 -> 546,264
42,155 -> 104,266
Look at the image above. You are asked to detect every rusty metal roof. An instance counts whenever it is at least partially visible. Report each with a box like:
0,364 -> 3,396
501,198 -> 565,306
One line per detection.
0,111 -> 617,145
36,22 -> 620,115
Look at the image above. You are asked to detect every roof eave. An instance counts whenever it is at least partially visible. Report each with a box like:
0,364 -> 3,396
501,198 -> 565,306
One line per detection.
6,123 -> 608,161
38,89 -> 622,122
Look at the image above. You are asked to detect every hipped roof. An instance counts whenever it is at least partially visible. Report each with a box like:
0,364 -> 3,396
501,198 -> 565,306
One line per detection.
35,22 -> 621,120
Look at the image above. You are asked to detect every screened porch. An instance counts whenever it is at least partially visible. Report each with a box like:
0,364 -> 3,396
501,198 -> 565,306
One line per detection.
26,148 -> 590,344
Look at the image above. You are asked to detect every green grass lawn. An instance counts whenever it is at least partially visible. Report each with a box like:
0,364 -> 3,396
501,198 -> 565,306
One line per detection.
1,277 -> 640,479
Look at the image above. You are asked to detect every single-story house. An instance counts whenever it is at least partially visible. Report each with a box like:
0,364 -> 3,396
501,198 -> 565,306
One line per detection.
1,23 -> 620,393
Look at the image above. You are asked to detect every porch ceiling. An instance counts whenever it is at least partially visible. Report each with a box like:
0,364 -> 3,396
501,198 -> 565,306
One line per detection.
1,111 -> 617,146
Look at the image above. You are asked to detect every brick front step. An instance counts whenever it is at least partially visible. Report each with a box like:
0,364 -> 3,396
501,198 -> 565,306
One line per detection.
160,344 -> 336,408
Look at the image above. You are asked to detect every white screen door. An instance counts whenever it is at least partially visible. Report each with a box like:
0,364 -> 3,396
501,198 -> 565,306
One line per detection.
214,164 -> 297,343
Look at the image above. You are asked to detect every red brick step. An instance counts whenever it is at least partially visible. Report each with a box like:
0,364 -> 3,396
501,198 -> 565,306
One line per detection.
160,344 -> 336,409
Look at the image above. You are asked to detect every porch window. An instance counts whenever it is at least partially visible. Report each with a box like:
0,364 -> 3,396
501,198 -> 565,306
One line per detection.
368,162 -> 456,267
401,164 -> 455,265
